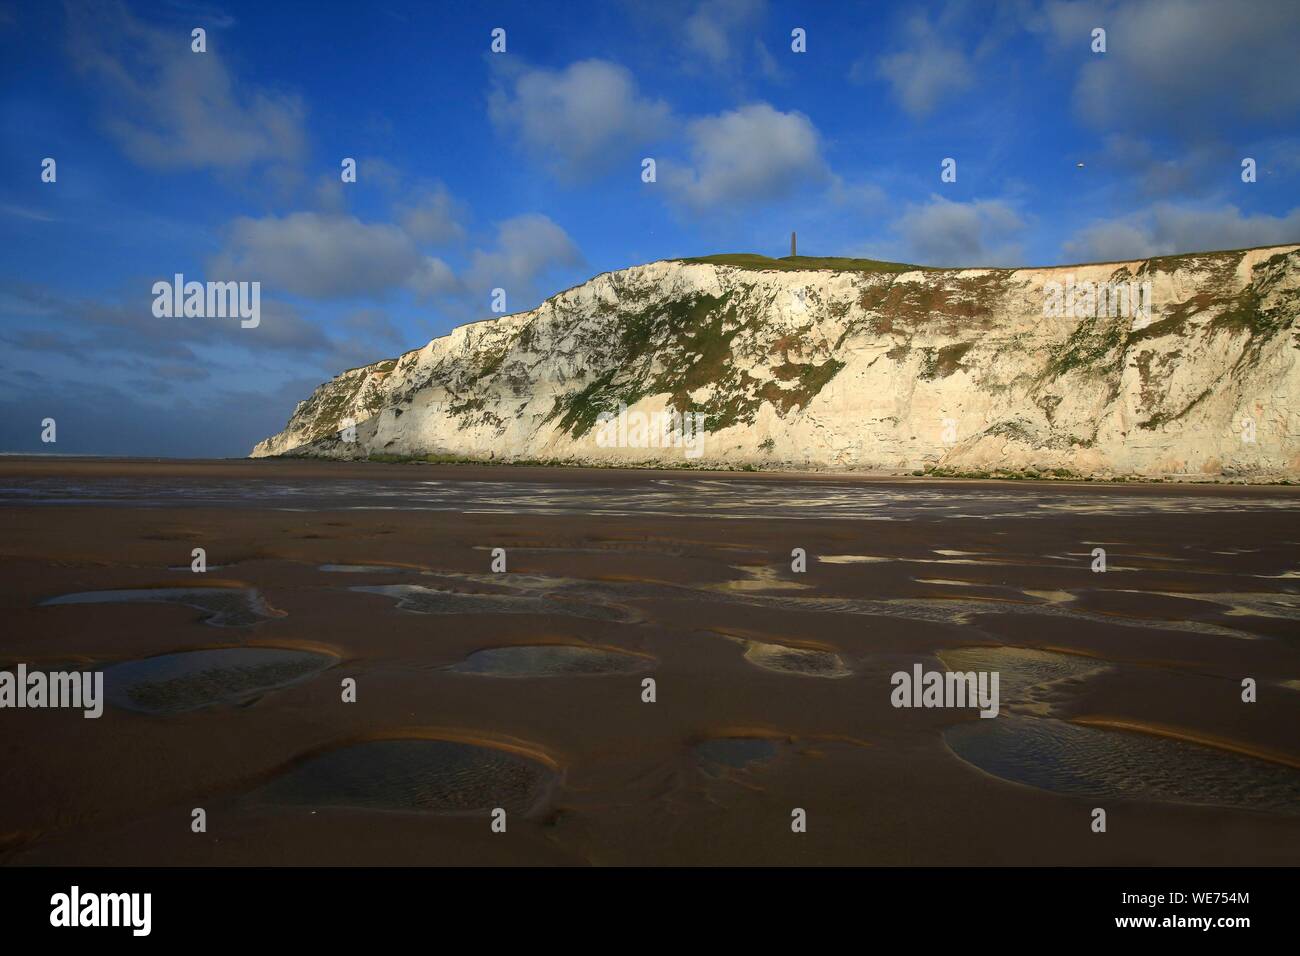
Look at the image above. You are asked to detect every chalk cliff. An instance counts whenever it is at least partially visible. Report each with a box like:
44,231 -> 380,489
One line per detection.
252,246 -> 1300,479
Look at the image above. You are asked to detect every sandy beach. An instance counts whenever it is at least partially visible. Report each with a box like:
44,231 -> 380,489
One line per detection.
1,457 -> 1298,866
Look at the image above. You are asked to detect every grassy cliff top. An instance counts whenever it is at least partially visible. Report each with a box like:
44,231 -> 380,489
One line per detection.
679,253 -> 927,273
681,244 -> 1299,275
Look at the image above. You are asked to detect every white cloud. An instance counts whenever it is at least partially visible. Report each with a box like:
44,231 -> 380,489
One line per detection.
869,14 -> 974,117
0,279 -> 332,362
65,0 -> 306,170
463,215 -> 583,300
663,103 -> 828,210
684,0 -> 767,68
1037,0 -> 1300,133
408,257 -> 459,302
396,184 -> 466,247
211,212 -> 423,299
209,205 -> 580,314
892,195 -> 1027,266
1063,203 -> 1300,262
489,59 -> 672,180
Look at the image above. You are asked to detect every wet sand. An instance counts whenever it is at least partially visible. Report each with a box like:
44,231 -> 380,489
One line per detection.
1,457 -> 1298,865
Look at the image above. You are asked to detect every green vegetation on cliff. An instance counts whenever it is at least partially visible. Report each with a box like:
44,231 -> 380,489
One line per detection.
681,253 -> 925,274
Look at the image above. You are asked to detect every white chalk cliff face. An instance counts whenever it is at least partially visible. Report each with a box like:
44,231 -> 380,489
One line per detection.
252,246 -> 1300,479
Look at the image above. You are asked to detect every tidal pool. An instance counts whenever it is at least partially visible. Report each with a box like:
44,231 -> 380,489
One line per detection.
937,646 -> 1108,714
740,639 -> 851,678
256,738 -> 556,814
449,644 -> 652,677
104,646 -> 336,714
41,587 -> 281,626
945,715 -> 1300,814
939,646 -> 1300,814
351,583 -> 633,622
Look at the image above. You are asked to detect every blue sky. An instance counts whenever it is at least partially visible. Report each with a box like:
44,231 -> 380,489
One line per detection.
2,0 -> 1299,456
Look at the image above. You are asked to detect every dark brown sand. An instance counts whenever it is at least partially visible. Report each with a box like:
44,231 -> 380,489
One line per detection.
1,457 -> 1298,865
